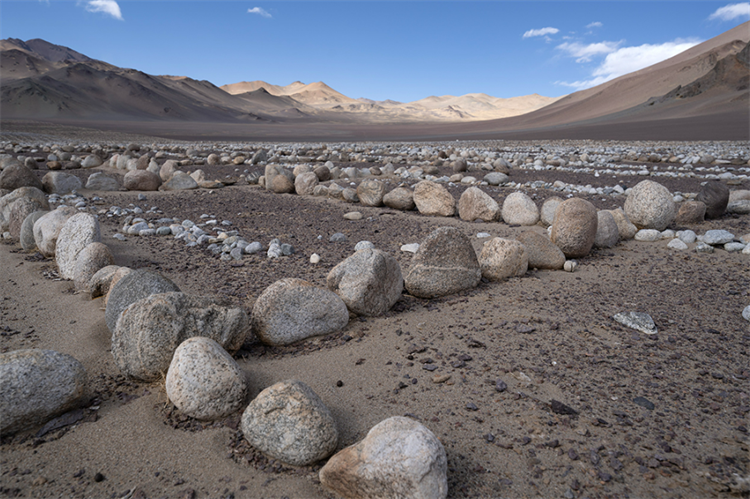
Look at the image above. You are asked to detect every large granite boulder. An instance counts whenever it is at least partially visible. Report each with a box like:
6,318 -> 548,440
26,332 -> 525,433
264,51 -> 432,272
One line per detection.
550,198 -> 598,258
458,186 -> 500,222
105,269 -> 181,332
55,213 -> 101,280
413,181 -> 455,217
327,249 -> 403,316
624,180 -> 675,231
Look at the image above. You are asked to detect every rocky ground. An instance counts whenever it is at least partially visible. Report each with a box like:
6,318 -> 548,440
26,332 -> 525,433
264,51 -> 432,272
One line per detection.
0,126 -> 749,499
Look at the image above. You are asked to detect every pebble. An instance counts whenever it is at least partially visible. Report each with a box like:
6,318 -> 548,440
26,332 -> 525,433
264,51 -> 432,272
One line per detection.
677,230 -> 696,243
667,239 -> 688,250
230,247 -> 243,260
613,312 -> 657,335
634,229 -> 661,242
354,240 -> 375,251
563,260 -> 577,272
244,242 -> 263,254
344,211 -> 363,220
633,396 -> 655,410
703,229 -> 734,245
401,243 -> 420,253
695,242 -> 714,253
112,233 -> 126,241
495,379 -> 507,392
742,305 -> 750,322
476,232 -> 491,238
330,233 -> 348,243
432,374 -> 451,383
310,253 -> 321,264
724,242 -> 745,252
156,226 -> 172,236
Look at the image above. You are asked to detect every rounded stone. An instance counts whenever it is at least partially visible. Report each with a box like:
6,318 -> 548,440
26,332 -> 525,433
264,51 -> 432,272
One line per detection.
383,186 -> 415,211
55,213 -> 101,280
20,210 -> 48,251
105,269 -> 181,333
695,180 -> 729,219
502,192 -> 539,226
123,170 -> 161,191
0,163 -> 43,191
550,198 -> 598,258
458,186 -> 500,222
413,181 -> 455,217
327,249 -> 403,316
594,211 -> 619,248
241,380 -> 338,466
479,238 -> 528,281
605,208 -> 637,240
624,180 -> 675,231
42,171 -> 83,195
357,179 -> 386,207
675,201 -> 706,225
166,337 -> 247,421
32,206 -> 78,257
294,171 -> 319,196
8,197 -> 47,240
540,197 -> 563,227
73,242 -> 115,291
516,231 -> 565,270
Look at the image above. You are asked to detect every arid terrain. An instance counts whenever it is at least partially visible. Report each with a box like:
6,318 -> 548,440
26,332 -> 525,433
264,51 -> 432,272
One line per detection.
0,123 -> 749,498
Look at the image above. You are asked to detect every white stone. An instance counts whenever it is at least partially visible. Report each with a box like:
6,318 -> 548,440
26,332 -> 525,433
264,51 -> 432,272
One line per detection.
634,229 -> 661,242
667,239 -> 688,250
401,243 -> 420,253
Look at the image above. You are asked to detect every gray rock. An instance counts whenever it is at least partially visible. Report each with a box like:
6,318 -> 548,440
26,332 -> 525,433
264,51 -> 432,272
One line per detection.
0,349 -> 87,435
327,249 -> 403,316
727,200 -> 750,214
550,198 -> 598,258
314,165 -> 331,182
354,240 -> 375,251
105,269 -> 181,332
703,229 -> 734,245
675,201 -> 706,224
342,187 -> 358,203
294,171 -> 319,196
695,181 -> 729,219
330,232 -> 348,243
252,278 -> 349,345
1,186 -> 48,224
383,186 -> 415,211
743,305 -> 750,322
677,230 -> 697,243
413,181 -> 455,217
0,163 -> 43,191
251,149 -> 267,165
725,242 -> 745,252
85,172 -> 121,191
479,237 -> 528,281
8,196 -> 47,239
667,239 -> 688,250
695,242 -> 714,253
540,197 -> 563,227
613,312 -> 657,335
124,170 -> 161,191
160,171 -> 198,191
112,292 -> 248,380
33,206 -> 78,257
73,242 -> 115,291
634,229 -> 661,242
20,210 -> 48,251
244,241 -> 263,254
165,337 -> 247,421
55,213 -> 101,280
81,154 -> 103,168
320,416 -> 447,499
516,231 -> 565,270
594,211 -> 619,248
458,186 -> 500,222
624,180 -> 675,231
241,380 -> 338,466
357,179 -> 385,207
159,160 -> 178,182
502,192 -> 539,226
88,265 -> 122,299
42,171 -> 82,194
605,208 -> 637,240
483,172 -> 509,186
404,227 -> 481,298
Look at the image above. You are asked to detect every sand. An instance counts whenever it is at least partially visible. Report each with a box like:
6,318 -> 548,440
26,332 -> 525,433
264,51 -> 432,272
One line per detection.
1,133 -> 749,499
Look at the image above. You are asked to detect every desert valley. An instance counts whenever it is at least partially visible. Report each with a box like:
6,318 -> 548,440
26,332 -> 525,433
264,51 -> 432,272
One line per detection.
0,16 -> 749,499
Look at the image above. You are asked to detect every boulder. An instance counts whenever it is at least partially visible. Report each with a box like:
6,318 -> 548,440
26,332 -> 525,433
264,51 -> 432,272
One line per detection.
42,171 -> 83,194
727,200 -> 750,214
264,164 -> 293,192
105,269 -> 181,332
241,380 -> 338,466
270,172 -> 295,194
0,163 -> 43,191
314,165 -> 332,182
73,242 -> 115,291
502,192 -> 540,226
550,198 -> 598,258
189,169 -> 205,183
413,181 -> 455,217
320,416 -> 447,499
159,160 -> 178,182
0,186 -> 48,223
20,210 -> 48,251
55,213 -> 101,280
675,201 -> 706,225
605,208 -> 637,240
327,249 -> 403,316
357,179 -> 386,207
123,170 -> 161,191
112,292 -> 248,381
294,171 -> 319,196
479,237 -> 528,281
383,186 -> 415,211
85,172 -> 121,191
458,187 -> 500,222
135,155 -> 150,170
594,211 -> 620,248
103,267 -> 134,305
8,196 -> 47,239
33,206 -> 78,257
516,231 -> 565,270
404,227 -> 481,298
452,159 -> 468,173
88,265 -> 122,299
166,337 -> 247,421
695,181 -> 729,219
483,172 -> 509,186
160,171 -> 198,191
0,349 -> 87,436
252,278 -> 349,346
81,154 -> 103,168
624,180 -> 675,230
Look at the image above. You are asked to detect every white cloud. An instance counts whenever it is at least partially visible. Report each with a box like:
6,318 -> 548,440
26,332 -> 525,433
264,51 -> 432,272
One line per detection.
556,41 -> 622,62
248,7 -> 272,18
708,2 -> 750,21
586,21 -> 603,28
523,27 -> 559,39
85,0 -> 123,20
557,39 -> 701,90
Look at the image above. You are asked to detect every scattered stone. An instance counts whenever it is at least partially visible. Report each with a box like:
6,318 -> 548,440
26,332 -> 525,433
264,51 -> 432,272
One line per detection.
8,197 -> 47,239
540,197 -> 563,227
252,278 -> 349,346
330,232 -> 348,242
20,210 -> 48,251
41,172 -> 83,195
742,305 -> 750,322
344,212 -> 363,221
613,312 -> 657,335
320,416 -> 447,499
88,265 -> 122,299
703,229 -> 734,245
516,231 -> 565,270
112,292 -> 248,381
81,154 -> 103,168
294,171 -> 319,196
413,180 -> 455,217
55,213 -> 101,280
124,170 -> 161,191
73,242 -> 115,291
624,180 -> 675,230
85,172 -> 121,191
725,242 -> 745,252
401,243 -> 419,253
727,200 -> 750,214
357,179 -> 385,207
161,171 -> 198,191
677,230 -> 697,243
327,248 -> 403,316
105,269 -> 181,332
502,192 -> 539,226
241,380 -> 338,466
483,172 -> 509,186
667,238 -> 688,250
634,229 -> 661,242
550,400 -> 578,416
633,397 -> 655,411
354,240 -> 375,251
675,201 -> 706,225
383,186 -> 415,211
0,163 -> 43,191
0,349 -> 87,435
310,253 -> 321,264
563,260 -> 578,272
166,337 -> 247,421
458,187 -> 500,222
606,208 -> 637,240
479,237 -> 528,281
695,242 -> 714,253
404,227 -> 481,298
695,181 -> 729,219
594,211 -> 619,248
550,198 -> 598,258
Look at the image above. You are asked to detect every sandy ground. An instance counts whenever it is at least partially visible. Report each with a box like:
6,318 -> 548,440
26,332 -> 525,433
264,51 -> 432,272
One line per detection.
1,133 -> 749,499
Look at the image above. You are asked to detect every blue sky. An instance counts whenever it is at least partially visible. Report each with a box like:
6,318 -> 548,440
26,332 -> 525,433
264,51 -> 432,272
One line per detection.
1,1 -> 749,102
